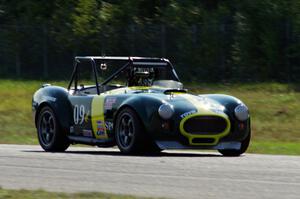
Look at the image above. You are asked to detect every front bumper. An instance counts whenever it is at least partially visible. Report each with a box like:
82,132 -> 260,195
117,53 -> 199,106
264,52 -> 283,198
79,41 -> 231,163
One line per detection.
149,117 -> 250,150
155,140 -> 241,150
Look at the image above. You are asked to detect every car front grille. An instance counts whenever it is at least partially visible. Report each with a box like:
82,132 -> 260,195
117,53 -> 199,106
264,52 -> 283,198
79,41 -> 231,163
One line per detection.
183,115 -> 228,135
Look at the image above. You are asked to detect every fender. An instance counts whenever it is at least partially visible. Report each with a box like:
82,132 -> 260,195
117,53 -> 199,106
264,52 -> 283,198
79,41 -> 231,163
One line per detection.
114,95 -> 162,134
203,94 -> 244,115
33,86 -> 73,131
204,94 -> 250,141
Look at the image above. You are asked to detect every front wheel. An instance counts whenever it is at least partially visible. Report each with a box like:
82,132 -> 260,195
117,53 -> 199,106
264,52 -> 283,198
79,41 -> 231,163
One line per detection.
115,108 -> 144,154
37,106 -> 70,152
115,107 -> 163,154
218,132 -> 251,156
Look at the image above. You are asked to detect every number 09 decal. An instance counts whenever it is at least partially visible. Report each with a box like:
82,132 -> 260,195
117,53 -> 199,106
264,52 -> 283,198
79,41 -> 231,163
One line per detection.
73,105 -> 85,125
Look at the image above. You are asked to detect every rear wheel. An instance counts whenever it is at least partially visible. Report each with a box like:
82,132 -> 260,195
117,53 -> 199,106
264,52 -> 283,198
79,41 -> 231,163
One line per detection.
37,106 -> 69,152
218,132 -> 251,156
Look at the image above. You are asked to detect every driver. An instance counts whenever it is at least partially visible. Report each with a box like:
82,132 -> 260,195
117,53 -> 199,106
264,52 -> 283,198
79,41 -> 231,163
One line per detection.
127,68 -> 154,86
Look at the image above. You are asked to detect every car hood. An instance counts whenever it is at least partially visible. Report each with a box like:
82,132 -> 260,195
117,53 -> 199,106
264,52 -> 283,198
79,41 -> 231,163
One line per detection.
109,86 -> 227,116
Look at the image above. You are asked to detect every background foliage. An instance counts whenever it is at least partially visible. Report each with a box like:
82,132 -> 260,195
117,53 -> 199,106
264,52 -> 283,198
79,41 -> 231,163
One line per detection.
0,0 -> 300,82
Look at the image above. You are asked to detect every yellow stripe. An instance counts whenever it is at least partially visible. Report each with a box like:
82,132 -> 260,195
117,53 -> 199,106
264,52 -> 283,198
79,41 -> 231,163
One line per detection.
180,94 -> 215,114
179,94 -> 231,146
90,86 -> 152,139
91,94 -> 108,139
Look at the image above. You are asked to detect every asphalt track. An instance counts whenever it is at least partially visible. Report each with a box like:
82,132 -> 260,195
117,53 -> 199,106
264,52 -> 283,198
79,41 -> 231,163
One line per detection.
0,145 -> 300,199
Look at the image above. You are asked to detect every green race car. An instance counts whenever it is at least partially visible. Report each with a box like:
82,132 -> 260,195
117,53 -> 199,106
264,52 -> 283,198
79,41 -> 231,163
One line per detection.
32,56 -> 251,156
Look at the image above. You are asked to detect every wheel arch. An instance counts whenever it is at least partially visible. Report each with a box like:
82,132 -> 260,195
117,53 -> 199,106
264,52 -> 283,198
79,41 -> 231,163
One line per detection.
35,102 -> 53,127
203,94 -> 249,121
112,96 -> 161,134
33,86 -> 73,132
113,104 -> 145,132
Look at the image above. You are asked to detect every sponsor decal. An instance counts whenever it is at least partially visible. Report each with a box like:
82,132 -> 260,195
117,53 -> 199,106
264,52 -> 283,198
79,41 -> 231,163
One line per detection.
91,96 -> 108,139
180,110 -> 197,119
105,121 -> 113,131
96,120 -> 105,135
82,129 -> 93,137
104,97 -> 117,110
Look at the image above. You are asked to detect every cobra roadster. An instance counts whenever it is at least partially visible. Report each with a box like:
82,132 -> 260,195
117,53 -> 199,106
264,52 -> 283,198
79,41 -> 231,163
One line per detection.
32,56 -> 251,156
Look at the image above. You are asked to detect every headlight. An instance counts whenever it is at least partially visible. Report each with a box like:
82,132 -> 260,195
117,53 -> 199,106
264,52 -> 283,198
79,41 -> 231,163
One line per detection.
158,103 -> 174,120
234,104 -> 249,121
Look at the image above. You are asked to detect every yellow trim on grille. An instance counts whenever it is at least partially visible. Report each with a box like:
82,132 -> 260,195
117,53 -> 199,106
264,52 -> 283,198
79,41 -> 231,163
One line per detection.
179,113 -> 231,145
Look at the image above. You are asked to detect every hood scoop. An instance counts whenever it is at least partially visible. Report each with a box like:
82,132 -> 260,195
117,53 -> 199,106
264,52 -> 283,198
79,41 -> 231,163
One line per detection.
164,89 -> 188,95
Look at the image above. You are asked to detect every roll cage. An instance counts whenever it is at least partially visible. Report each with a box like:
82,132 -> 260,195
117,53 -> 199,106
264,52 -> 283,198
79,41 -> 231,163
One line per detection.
67,56 -> 180,95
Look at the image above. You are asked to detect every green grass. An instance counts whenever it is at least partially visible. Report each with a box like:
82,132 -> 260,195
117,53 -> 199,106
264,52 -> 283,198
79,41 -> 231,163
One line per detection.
0,188 -> 152,199
0,79 -> 65,144
0,79 -> 299,155
248,141 -> 300,155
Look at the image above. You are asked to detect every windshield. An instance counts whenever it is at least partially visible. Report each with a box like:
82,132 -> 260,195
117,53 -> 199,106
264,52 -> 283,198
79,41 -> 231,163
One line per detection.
95,60 -> 179,87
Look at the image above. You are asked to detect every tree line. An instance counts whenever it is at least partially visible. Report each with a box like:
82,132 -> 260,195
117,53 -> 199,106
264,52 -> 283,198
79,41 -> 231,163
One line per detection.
0,0 -> 299,82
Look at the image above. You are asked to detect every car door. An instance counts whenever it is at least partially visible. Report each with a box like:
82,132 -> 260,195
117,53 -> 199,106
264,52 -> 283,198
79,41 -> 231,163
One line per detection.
67,60 -> 97,138
69,94 -> 94,138
67,59 -> 111,140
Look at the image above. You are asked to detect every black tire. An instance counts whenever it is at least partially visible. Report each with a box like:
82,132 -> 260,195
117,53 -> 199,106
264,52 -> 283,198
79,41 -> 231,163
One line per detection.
115,108 -> 144,154
37,106 -> 70,152
115,107 -> 159,154
218,132 -> 251,156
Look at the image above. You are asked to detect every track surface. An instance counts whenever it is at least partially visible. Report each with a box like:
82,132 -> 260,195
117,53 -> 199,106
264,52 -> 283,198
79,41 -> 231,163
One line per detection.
0,145 -> 300,199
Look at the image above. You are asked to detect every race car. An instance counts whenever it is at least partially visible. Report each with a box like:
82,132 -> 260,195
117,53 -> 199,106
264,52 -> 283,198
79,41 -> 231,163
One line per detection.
32,56 -> 251,156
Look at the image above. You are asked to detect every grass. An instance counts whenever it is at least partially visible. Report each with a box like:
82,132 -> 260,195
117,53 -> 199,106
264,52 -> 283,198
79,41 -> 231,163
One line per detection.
0,188 -> 152,199
0,79 -> 65,144
248,141 -> 300,155
0,79 -> 299,155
